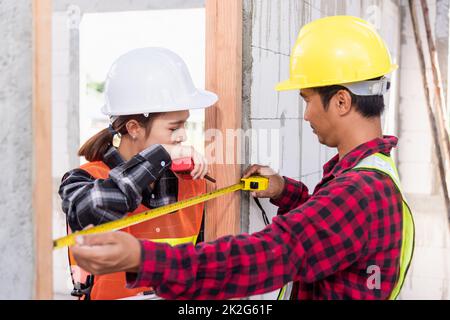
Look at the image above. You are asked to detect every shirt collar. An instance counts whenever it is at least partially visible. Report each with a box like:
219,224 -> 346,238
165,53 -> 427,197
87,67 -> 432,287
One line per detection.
323,135 -> 399,178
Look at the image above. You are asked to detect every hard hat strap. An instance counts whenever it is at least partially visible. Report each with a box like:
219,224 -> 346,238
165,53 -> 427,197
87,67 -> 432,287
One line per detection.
107,124 -> 118,137
341,77 -> 390,96
109,116 -> 119,124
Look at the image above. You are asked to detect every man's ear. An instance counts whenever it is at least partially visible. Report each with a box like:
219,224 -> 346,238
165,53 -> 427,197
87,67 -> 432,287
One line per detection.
334,89 -> 352,116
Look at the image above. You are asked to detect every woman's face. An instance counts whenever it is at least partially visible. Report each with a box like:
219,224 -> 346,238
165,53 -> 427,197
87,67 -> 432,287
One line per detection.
141,110 -> 190,148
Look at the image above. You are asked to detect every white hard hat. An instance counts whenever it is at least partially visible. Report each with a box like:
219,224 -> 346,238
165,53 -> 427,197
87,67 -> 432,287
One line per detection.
101,47 -> 218,116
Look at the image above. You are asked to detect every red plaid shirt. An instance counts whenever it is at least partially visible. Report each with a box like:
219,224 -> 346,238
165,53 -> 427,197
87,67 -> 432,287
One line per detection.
127,136 -> 403,300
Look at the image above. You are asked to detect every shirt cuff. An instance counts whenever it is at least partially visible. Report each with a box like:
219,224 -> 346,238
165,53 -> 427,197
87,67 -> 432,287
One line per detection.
139,144 -> 172,176
270,176 -> 305,208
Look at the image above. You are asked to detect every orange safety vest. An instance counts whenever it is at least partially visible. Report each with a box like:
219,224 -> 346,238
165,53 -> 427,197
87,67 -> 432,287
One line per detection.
67,161 -> 206,300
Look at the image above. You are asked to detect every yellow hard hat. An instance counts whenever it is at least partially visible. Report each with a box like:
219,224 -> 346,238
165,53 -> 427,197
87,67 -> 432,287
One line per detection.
276,16 -> 398,91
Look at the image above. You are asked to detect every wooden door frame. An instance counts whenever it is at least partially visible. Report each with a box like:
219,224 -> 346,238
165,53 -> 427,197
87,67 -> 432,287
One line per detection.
205,0 -> 243,240
33,0 -> 53,299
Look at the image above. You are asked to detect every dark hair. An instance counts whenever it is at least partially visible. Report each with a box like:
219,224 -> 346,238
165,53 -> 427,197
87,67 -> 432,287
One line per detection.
312,79 -> 388,118
78,113 -> 161,162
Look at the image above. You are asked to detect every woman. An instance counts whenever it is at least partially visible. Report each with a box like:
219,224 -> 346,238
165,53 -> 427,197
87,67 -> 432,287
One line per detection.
59,47 -> 218,300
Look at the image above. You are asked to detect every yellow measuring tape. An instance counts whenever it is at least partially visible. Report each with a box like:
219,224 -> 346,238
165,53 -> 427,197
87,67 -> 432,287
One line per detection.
53,176 -> 269,250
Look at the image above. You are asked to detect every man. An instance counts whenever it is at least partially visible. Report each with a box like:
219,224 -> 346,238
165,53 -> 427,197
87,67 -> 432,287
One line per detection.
71,16 -> 414,300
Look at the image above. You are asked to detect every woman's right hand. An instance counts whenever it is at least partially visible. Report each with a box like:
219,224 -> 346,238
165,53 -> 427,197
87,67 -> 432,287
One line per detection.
161,144 -> 208,180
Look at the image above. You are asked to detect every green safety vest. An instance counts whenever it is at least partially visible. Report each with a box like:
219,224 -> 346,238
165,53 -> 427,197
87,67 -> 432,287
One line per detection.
277,153 -> 415,300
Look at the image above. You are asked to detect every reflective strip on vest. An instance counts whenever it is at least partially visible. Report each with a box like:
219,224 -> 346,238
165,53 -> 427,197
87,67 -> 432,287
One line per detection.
151,235 -> 198,246
277,281 -> 293,300
277,153 -> 415,300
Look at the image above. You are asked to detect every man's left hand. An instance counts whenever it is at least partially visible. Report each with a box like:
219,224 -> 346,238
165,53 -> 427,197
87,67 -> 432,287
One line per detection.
71,231 -> 142,275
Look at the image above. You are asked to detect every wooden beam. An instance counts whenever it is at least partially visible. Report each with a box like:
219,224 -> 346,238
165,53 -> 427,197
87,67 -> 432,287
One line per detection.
32,0 -> 53,300
205,0 -> 243,240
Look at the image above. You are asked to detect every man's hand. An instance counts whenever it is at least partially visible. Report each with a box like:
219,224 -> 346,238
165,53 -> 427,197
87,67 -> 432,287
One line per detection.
71,231 -> 142,275
242,165 -> 285,200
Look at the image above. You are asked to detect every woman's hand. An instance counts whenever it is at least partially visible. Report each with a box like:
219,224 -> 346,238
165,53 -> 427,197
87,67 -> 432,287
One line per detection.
161,144 -> 208,180
242,165 -> 285,200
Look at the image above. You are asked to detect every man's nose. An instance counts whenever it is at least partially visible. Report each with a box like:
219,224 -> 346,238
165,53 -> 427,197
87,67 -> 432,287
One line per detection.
303,106 -> 310,122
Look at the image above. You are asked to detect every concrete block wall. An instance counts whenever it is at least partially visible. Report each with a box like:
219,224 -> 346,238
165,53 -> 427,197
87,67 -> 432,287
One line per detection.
397,0 -> 437,195
0,0 -> 35,299
52,13 -> 72,181
52,11 -> 77,297
397,0 -> 450,300
243,0 -> 402,299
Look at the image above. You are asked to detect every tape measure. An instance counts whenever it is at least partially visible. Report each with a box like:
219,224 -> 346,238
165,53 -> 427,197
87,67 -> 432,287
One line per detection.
53,176 -> 269,250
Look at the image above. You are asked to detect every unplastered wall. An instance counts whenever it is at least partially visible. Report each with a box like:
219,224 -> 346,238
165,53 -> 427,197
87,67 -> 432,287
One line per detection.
397,0 -> 450,300
243,0 -> 401,299
397,0 -> 438,195
52,11 -> 78,296
0,0 -> 35,299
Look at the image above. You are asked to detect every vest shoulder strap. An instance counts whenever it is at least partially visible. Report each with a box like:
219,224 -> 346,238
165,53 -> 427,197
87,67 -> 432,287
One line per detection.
353,153 -> 404,197
80,161 -> 110,179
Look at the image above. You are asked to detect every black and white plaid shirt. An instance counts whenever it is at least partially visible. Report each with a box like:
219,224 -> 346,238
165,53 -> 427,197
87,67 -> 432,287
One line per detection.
59,145 -> 177,232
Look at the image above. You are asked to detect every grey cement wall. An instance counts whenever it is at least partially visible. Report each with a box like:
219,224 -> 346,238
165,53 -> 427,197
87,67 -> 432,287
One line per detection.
398,0 -> 436,194
0,0 -> 35,299
52,11 -> 77,297
397,0 -> 450,299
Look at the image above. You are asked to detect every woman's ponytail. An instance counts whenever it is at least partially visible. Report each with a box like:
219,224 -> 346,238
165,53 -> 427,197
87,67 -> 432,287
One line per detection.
78,113 -> 161,162
78,126 -> 115,162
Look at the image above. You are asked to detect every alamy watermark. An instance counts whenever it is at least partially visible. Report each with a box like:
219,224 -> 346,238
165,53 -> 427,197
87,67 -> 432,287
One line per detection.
171,127 -> 283,171
367,265 -> 381,290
